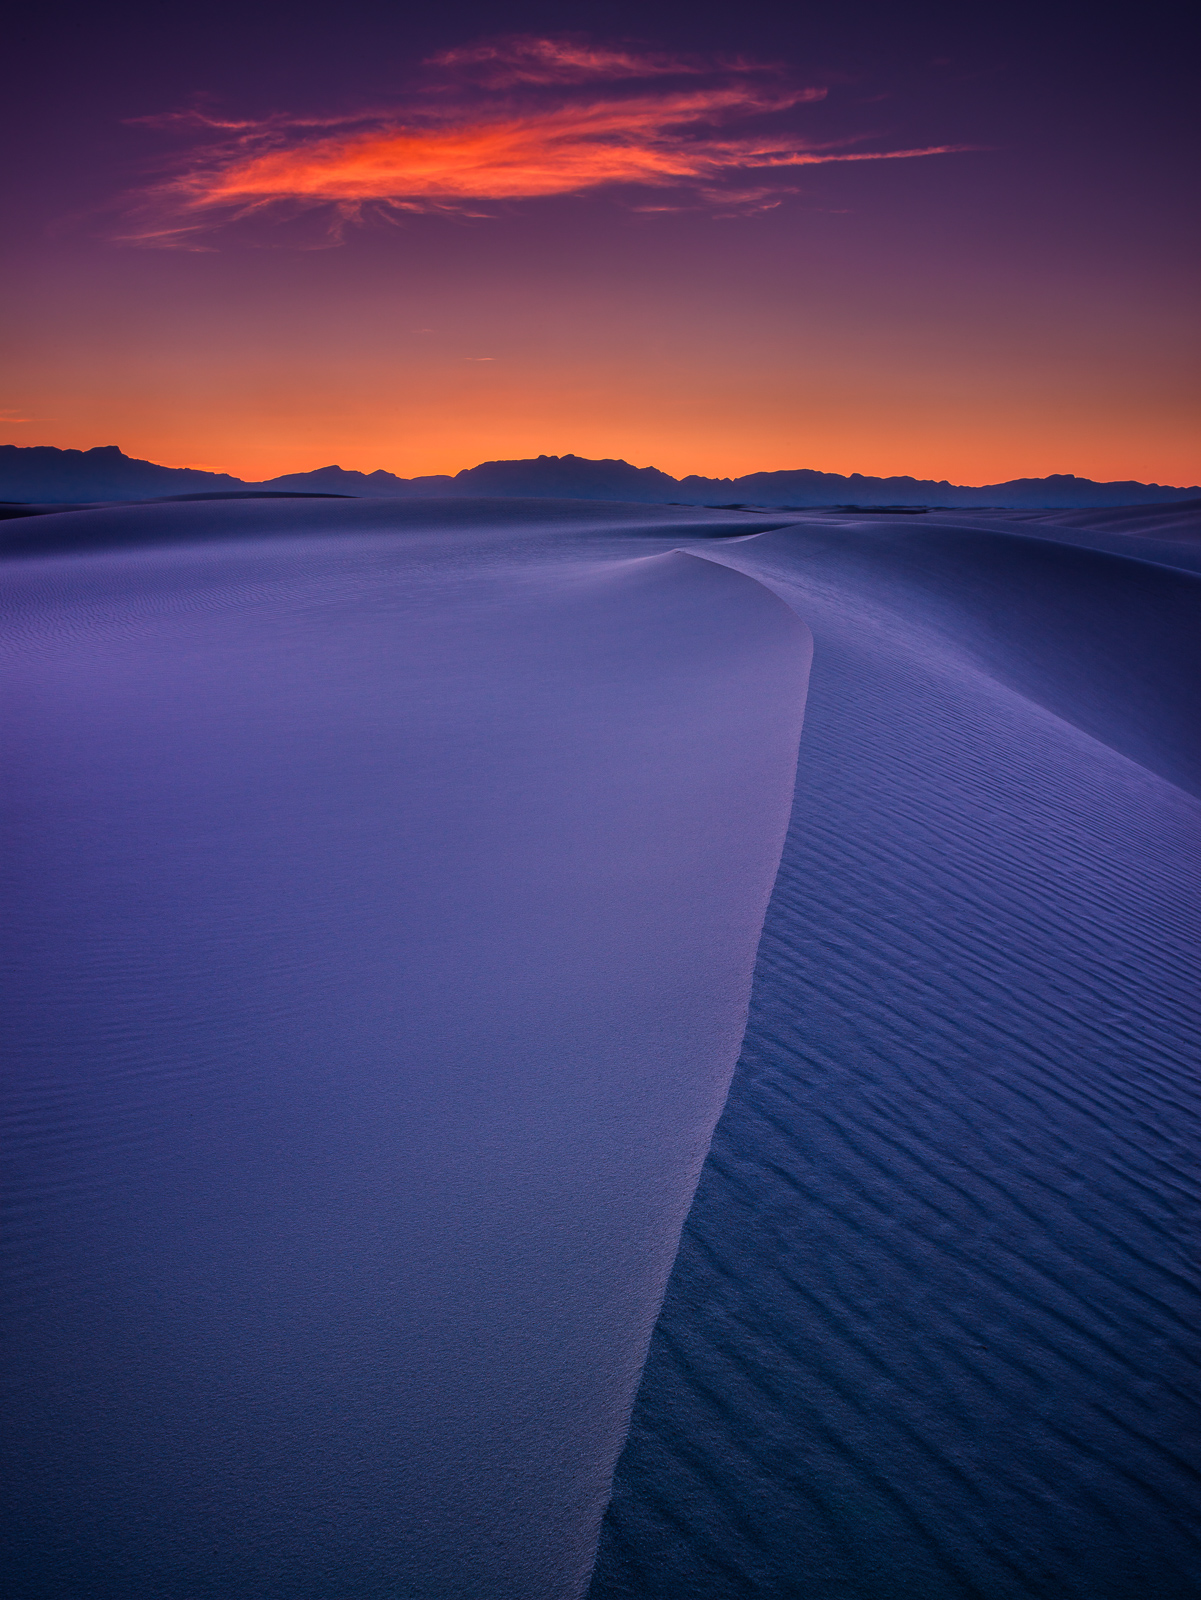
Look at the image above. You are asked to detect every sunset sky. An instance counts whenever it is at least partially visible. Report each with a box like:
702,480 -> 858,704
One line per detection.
2,1 -> 1196,485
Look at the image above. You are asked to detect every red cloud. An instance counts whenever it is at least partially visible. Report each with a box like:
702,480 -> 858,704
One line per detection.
183,89 -> 828,209
121,38 -> 973,243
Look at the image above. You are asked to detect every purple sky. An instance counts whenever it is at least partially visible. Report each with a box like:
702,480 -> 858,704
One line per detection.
2,1 -> 1196,484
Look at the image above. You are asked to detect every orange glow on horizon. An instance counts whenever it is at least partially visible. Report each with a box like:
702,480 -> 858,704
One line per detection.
7,379 -> 1197,491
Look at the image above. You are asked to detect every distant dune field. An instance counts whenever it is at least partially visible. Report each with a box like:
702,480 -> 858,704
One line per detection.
3,498 -> 1198,1600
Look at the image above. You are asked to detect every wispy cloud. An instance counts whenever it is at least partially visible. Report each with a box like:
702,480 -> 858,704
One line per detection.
425,38 -> 756,87
121,36 -> 973,244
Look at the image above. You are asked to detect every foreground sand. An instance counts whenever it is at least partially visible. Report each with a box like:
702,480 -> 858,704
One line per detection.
4,497 -> 1199,1599
2,499 -> 810,1600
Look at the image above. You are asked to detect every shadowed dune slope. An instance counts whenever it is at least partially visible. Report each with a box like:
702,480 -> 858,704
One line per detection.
917,502 -> 1201,575
590,521 -> 1201,1600
1007,500 -> 1201,543
916,502 -> 1201,539
724,518 -> 1201,796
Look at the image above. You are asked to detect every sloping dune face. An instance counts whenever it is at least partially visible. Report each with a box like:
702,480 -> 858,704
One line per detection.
592,513 -> 1201,1599
1,500 -> 811,1600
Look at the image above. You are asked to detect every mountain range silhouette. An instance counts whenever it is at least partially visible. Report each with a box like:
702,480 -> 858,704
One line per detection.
2,444 -> 1198,509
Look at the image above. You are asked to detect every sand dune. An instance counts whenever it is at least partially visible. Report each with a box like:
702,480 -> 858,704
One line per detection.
909,503 -> 1201,574
4,498 -> 1198,1599
718,515 -> 1201,795
592,511 -> 1201,1600
2,500 -> 809,1599
1002,499 -> 1201,545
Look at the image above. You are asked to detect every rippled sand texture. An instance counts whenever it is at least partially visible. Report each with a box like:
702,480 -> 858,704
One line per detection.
591,513 -> 1201,1600
1,500 -> 811,1600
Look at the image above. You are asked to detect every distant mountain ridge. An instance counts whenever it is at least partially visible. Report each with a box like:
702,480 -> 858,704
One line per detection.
3,444 -> 1198,509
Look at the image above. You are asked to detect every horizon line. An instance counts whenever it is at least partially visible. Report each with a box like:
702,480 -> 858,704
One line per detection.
2,442 -> 1200,494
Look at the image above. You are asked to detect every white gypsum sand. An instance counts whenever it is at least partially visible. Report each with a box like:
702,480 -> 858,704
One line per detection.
1,497 -> 810,1600
592,506 -> 1201,1600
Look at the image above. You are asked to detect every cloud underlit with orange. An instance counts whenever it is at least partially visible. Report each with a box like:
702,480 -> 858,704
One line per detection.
125,39 -> 970,241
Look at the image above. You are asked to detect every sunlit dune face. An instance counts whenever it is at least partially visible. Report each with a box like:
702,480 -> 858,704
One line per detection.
126,36 -> 971,240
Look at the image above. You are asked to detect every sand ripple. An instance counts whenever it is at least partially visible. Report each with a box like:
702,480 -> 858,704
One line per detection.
591,521 -> 1201,1600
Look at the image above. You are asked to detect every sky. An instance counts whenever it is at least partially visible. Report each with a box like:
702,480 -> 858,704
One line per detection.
2,0 -> 1197,485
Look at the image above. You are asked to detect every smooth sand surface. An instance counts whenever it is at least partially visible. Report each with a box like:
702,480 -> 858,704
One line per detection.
2,500 -> 810,1600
